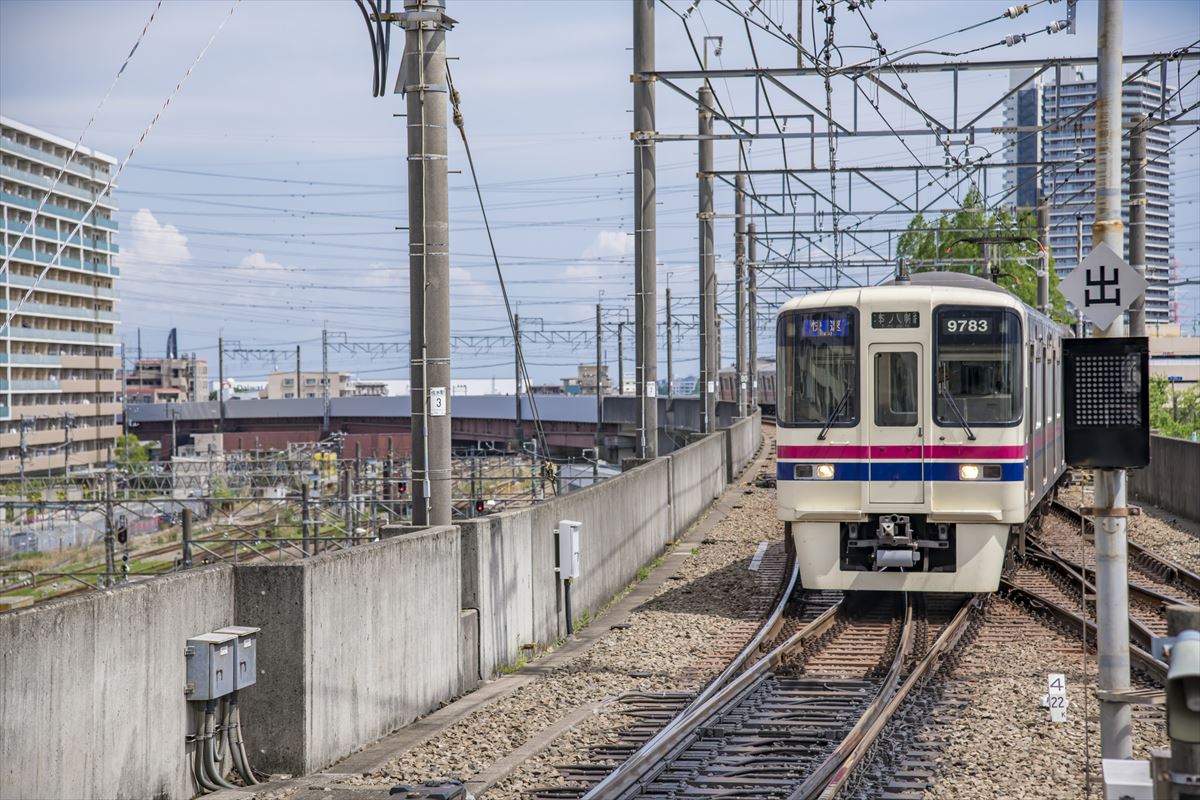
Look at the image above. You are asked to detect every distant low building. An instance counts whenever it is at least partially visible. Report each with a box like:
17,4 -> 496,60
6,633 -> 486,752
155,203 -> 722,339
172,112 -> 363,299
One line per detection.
124,356 -> 208,403
263,370 -> 351,400
568,365 -> 611,395
351,381 -> 388,397
1150,334 -> 1199,388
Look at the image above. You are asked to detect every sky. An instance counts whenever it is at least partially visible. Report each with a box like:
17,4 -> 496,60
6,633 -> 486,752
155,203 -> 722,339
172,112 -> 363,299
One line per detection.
1,0 -> 1197,386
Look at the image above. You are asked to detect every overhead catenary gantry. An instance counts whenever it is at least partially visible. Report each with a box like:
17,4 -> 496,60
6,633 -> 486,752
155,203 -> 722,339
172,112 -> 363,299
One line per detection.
627,0 -> 1198,421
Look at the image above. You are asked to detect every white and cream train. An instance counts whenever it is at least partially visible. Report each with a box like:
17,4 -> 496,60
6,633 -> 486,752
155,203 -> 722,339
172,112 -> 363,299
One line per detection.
776,272 -> 1069,592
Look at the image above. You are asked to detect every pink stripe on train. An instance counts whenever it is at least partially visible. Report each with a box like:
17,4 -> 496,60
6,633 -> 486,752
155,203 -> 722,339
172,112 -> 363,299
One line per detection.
777,444 -> 1028,460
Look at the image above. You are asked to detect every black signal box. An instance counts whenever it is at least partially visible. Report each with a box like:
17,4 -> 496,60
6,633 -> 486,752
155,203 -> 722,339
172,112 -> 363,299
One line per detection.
1062,337 -> 1150,469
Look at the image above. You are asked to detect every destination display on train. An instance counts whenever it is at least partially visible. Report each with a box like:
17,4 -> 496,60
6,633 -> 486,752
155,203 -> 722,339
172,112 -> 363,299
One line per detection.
801,317 -> 851,337
871,311 -> 919,329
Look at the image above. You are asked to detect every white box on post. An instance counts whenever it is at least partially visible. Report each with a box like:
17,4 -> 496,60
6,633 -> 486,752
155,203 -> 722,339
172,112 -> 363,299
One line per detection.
557,519 -> 582,581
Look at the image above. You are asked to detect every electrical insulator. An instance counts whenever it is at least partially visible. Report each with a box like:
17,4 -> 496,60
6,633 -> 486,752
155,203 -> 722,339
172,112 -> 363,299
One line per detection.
1046,19 -> 1070,34
1004,3 -> 1029,17
1003,33 -> 1026,47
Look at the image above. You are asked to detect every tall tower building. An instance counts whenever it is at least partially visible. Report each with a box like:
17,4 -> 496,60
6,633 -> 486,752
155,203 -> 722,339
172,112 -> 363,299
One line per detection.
1,117 -> 122,478
1005,69 -> 1175,323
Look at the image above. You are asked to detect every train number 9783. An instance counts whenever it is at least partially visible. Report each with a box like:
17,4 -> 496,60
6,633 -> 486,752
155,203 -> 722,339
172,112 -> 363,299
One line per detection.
942,317 -> 990,334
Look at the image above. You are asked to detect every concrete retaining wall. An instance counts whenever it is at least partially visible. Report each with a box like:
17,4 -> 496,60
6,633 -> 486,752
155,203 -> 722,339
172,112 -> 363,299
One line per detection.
460,457 -> 673,677
1129,435 -> 1200,522
669,433 -> 727,536
724,412 -> 762,482
235,525 -> 462,776
0,566 -> 235,800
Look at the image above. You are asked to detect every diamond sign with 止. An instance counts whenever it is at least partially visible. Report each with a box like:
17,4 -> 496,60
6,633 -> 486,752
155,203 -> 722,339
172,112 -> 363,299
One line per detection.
1058,241 -> 1147,331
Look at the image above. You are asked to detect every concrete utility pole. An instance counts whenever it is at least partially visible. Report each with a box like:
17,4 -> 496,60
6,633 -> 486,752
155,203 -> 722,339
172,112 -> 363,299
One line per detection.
698,83 -> 717,433
514,313 -> 523,447
595,303 -> 603,463
1037,197 -> 1050,315
748,222 -> 758,409
734,173 -> 747,417
617,321 -> 625,396
18,418 -> 28,496
217,335 -> 225,434
103,469 -> 115,587
321,326 -> 330,434
665,286 -> 673,399
181,507 -> 193,569
401,0 -> 454,526
1093,0 -> 1133,761
62,413 -> 75,482
1075,212 -> 1086,336
633,0 -> 658,459
1129,113 -> 1148,337
295,345 -> 301,400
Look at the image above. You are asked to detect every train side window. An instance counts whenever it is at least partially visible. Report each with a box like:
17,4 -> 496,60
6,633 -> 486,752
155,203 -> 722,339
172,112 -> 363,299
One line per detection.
874,351 -> 918,426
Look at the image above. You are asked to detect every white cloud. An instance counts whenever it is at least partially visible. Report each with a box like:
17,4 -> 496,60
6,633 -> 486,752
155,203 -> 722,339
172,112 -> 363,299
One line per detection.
581,230 -> 634,260
235,252 -> 286,273
116,208 -> 191,278
567,230 -> 634,278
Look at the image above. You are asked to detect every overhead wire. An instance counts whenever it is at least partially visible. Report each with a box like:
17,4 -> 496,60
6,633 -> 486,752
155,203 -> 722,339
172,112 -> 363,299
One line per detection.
4,0 -> 242,331
444,62 -> 552,469
1,0 -> 163,277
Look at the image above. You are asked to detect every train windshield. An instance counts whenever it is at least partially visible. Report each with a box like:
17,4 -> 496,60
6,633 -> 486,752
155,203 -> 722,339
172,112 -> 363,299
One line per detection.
776,308 -> 858,427
934,306 -> 1022,426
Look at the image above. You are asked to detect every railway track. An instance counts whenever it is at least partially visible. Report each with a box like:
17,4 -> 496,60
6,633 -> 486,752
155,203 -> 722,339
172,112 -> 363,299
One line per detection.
1015,499 -> 1200,643
532,588 -> 976,800
0,510 -> 305,603
991,499 -> 1200,681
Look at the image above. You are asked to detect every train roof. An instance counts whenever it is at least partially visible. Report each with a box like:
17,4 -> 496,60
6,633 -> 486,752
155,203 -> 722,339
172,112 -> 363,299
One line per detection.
778,271 -> 1025,314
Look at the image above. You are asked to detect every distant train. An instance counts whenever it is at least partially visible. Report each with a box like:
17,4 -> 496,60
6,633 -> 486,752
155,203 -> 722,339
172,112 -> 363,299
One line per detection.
718,361 -> 776,417
774,272 -> 1068,592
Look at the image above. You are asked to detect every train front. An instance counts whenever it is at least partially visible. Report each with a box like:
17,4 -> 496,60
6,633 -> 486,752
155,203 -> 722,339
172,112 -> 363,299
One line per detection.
775,285 -> 1027,592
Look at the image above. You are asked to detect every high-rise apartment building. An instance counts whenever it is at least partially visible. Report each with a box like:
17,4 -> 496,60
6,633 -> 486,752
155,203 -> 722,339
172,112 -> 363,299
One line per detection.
1,117 -> 121,478
1004,69 -> 1175,323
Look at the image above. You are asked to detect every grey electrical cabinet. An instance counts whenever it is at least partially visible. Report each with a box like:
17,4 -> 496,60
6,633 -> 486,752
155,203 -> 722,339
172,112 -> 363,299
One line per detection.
185,632 -> 237,700
215,625 -> 260,690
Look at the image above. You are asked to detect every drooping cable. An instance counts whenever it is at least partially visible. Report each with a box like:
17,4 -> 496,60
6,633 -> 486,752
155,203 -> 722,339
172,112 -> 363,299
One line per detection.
3,0 -> 240,332
0,0 -> 163,277
444,63 -> 553,480
353,0 -> 380,96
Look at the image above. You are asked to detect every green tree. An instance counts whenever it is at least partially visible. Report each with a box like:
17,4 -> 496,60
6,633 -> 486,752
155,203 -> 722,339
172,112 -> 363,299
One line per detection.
896,187 -> 1073,324
115,434 -> 150,472
1148,375 -> 1200,440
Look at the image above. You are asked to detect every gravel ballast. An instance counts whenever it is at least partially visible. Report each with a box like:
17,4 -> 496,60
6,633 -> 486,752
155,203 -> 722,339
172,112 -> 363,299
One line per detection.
915,601 -> 1166,800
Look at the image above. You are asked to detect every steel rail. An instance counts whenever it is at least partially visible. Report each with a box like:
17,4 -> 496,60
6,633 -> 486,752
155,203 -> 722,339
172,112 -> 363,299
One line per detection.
785,595 -> 916,800
690,548 -> 800,709
802,594 -> 981,800
999,578 -> 1167,680
1029,536 -> 1197,609
1022,546 -> 1160,653
1050,499 -> 1200,596
581,592 -> 845,799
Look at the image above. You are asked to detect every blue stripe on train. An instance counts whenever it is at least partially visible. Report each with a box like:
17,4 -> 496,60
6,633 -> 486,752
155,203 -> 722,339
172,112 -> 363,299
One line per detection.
777,461 -> 1025,482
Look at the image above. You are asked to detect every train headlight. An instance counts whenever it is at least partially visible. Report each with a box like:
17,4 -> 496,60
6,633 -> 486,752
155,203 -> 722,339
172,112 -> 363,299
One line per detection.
959,464 -> 981,481
815,464 -> 836,480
